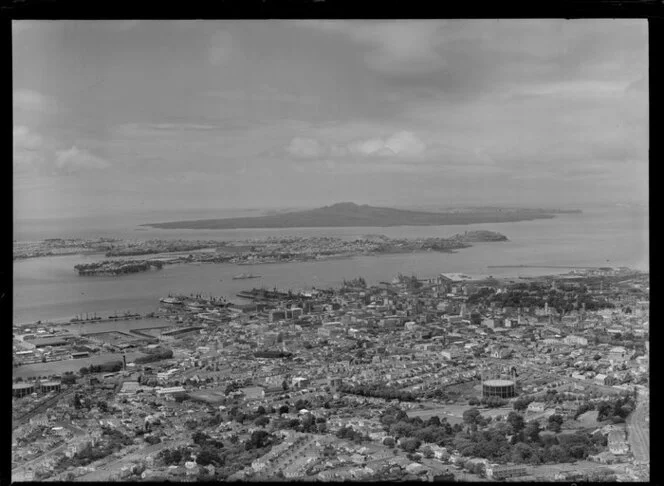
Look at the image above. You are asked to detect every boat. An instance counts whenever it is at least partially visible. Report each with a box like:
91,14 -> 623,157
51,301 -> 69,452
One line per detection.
232,273 -> 262,280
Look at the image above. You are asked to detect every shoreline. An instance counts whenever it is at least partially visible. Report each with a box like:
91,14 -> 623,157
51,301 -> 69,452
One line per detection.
15,233 -> 507,275
14,265 -> 647,327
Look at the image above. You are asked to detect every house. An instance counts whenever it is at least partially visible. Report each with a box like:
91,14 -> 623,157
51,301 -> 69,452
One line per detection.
491,347 -> 512,359
527,402 -> 546,413
441,349 -> 461,361
555,401 -> 580,416
609,346 -> 629,363
240,386 -> 265,401
428,445 -> 449,460
155,386 -> 186,398
594,374 -> 612,386
564,335 -> 588,346
608,430 -> 629,455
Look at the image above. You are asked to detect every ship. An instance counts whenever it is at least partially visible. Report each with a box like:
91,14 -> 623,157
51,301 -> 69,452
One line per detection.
159,297 -> 184,305
232,273 -> 262,280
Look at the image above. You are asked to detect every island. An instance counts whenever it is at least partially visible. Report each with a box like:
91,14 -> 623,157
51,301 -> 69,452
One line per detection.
142,202 -> 581,230
74,260 -> 164,276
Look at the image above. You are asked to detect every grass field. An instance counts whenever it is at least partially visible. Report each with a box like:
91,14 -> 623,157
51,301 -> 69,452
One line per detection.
407,406 -> 466,425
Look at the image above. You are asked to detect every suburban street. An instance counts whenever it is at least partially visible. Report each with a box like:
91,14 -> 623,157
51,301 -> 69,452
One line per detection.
12,389 -> 76,430
70,438 -> 190,481
627,398 -> 649,463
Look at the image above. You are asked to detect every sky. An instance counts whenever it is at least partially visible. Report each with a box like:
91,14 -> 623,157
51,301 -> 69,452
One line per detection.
13,20 -> 648,220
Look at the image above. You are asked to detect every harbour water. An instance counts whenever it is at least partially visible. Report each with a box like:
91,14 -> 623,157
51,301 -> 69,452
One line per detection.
13,206 -> 648,324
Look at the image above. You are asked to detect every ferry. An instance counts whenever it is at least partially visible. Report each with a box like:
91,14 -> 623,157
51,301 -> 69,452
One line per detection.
232,273 -> 262,280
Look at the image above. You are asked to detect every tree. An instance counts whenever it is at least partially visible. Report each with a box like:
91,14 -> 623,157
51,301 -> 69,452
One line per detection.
62,374 -> 77,385
196,447 -> 221,467
254,416 -> 270,428
245,430 -> 270,450
383,437 -> 396,447
193,431 -> 209,446
547,444 -> 568,463
400,438 -> 422,453
513,397 -> 532,411
463,408 -> 481,425
278,405 -> 289,415
507,412 -> 525,434
294,399 -> 307,411
511,442 -> 534,463
524,420 -> 541,443
145,435 -> 161,445
433,472 -> 455,482
548,414 -> 563,433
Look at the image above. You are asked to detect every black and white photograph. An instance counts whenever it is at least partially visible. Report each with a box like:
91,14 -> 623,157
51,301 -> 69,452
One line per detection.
12,19 -> 649,482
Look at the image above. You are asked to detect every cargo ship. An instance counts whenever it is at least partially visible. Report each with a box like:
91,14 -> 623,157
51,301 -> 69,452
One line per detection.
69,313 -> 102,323
232,273 -> 262,280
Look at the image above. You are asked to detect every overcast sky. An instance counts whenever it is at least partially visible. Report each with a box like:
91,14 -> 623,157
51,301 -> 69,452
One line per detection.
13,20 -> 648,219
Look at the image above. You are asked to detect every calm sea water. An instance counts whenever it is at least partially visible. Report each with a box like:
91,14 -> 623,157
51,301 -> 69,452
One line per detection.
13,206 -> 648,324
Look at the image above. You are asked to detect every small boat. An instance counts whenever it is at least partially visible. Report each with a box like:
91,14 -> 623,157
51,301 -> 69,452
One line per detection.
232,273 -> 262,280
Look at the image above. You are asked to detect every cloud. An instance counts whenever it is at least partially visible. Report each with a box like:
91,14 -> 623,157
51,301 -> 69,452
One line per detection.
54,146 -> 110,174
13,126 -> 46,173
14,89 -> 58,114
14,126 -> 43,151
116,122 -> 220,138
287,137 -> 326,158
299,20 -> 445,75
115,20 -> 140,31
287,131 -> 427,159
208,30 -> 233,66
626,75 -> 647,93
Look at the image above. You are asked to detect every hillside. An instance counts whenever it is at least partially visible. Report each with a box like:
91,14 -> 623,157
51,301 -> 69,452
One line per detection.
143,202 -> 577,230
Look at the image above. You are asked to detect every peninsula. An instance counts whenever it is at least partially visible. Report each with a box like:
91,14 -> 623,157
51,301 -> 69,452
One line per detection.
142,202 -> 581,230
42,232 -> 508,276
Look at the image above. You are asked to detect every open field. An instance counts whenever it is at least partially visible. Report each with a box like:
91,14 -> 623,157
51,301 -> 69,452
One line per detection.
67,317 -> 175,335
576,410 -> 600,426
407,406 -> 465,425
528,459 -> 615,478
13,351 -> 145,378
85,331 -> 146,346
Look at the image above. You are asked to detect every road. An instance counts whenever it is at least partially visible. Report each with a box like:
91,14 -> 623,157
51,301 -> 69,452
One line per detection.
71,437 -> 190,481
12,388 -> 77,430
12,422 -> 86,472
626,398 -> 649,463
12,440 -> 69,479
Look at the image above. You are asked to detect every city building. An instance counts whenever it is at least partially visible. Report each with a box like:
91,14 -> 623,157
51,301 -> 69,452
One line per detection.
486,464 -> 528,480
